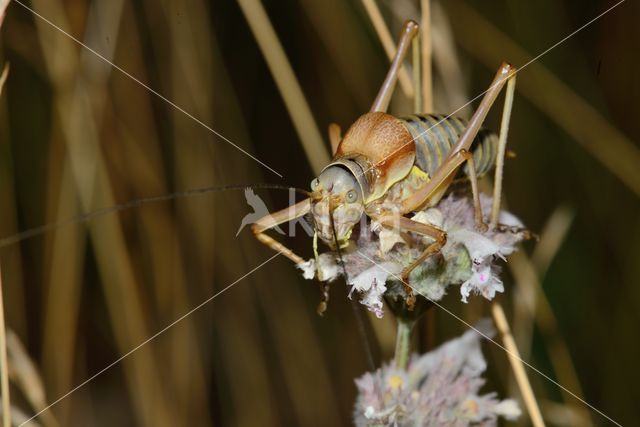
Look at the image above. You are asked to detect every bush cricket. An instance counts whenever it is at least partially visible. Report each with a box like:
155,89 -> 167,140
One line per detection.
252,20 -> 517,310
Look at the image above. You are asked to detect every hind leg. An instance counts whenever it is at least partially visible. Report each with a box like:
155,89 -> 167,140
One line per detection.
252,199 -> 311,264
401,63 -> 516,213
370,20 -> 419,113
490,74 -> 517,227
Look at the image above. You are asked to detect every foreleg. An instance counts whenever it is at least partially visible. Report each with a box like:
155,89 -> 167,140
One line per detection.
252,199 -> 311,264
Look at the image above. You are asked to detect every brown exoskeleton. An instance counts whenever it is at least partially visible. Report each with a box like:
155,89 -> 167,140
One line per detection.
253,21 -> 517,309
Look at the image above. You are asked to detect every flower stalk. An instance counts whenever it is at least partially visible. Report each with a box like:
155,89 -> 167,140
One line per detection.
353,319 -> 521,425
0,266 -> 10,427
393,317 -> 414,370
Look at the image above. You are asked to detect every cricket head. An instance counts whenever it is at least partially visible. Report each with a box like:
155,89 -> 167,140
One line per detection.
309,165 -> 365,250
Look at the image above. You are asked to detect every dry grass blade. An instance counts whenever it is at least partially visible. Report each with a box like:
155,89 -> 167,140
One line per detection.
298,0 -> 381,109
429,2 -> 470,116
532,206 -> 575,274
0,65 -> 8,97
30,2 -> 88,423
360,0 -> 414,99
0,2 -> 10,414
154,1 -> 220,422
237,0 -> 329,174
0,405 -> 41,427
0,60 -> 28,344
491,302 -> 545,427
446,0 -> 640,196
509,253 -> 590,421
31,0 -> 177,424
40,159 -> 85,425
0,0 -> 8,27
386,0 -> 470,115
540,399 -> 590,426
0,268 -> 10,427
6,330 -> 58,427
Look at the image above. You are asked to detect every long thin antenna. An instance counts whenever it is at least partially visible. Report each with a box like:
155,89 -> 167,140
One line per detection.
0,184 -> 309,248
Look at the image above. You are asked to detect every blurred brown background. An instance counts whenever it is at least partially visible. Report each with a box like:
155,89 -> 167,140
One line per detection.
0,0 -> 638,426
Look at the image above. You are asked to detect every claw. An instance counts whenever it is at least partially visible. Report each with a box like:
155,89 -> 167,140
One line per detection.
476,221 -> 488,233
405,293 -> 416,310
316,301 -> 327,316
401,273 -> 416,311
317,281 -> 330,316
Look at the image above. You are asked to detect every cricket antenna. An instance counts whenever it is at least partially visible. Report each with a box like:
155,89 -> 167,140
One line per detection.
0,183 -> 309,248
328,208 -> 377,371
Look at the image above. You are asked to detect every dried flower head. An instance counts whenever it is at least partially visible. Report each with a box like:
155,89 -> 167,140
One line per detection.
298,193 -> 528,317
353,320 -> 521,426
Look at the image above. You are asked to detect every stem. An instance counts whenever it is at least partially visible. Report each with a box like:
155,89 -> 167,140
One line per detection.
393,317 -> 414,370
237,0 -> 329,174
0,266 -> 10,427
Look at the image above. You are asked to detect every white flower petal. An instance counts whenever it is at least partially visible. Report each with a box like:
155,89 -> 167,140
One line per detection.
359,279 -> 387,318
450,229 -> 501,262
499,210 -> 523,228
348,262 -> 400,318
348,262 -> 399,292
316,253 -> 339,282
364,406 -> 375,419
461,261 -> 504,303
377,227 -> 405,254
494,399 -> 522,420
412,208 -> 443,228
297,259 -> 315,280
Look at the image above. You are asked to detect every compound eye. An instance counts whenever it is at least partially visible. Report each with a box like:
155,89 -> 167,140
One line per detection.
310,178 -> 320,190
346,189 -> 358,203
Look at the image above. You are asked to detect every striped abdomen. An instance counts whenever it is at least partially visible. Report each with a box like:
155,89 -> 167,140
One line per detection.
400,114 -> 497,179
